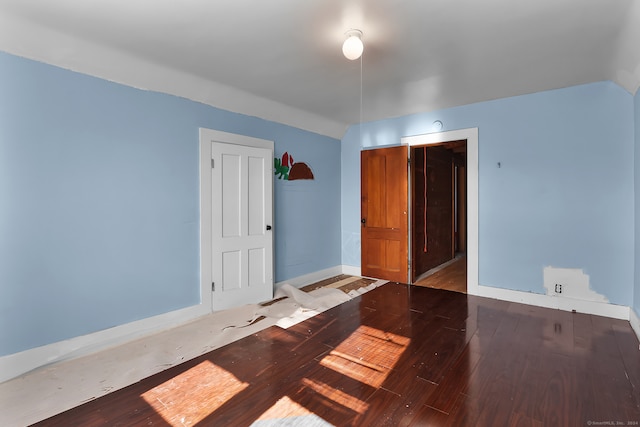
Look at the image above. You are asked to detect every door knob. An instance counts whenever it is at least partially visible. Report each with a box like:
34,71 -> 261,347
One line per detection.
266,225 -> 272,230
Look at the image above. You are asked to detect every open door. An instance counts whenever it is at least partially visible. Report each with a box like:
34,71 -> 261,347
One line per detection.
200,128 -> 274,314
211,142 -> 273,311
361,146 -> 409,282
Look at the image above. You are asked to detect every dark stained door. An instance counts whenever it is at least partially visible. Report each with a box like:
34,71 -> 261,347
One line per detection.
361,146 -> 409,282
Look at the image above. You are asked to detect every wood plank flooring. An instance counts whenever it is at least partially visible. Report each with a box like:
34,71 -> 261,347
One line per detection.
298,274 -> 377,294
414,255 -> 466,293
33,283 -> 640,426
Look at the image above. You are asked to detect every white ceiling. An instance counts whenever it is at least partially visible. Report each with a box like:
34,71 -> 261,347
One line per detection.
1,0 -> 638,138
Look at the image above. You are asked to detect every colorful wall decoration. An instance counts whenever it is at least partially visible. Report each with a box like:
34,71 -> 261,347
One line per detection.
274,151 -> 314,180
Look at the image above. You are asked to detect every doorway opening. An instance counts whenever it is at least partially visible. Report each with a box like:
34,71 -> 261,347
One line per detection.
410,140 -> 467,293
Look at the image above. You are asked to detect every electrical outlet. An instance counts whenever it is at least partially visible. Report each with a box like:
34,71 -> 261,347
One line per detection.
555,283 -> 563,294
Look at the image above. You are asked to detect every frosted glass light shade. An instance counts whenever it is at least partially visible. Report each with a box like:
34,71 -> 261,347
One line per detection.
342,30 -> 363,60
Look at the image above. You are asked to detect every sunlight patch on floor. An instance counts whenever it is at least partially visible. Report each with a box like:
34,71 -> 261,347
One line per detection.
301,377 -> 370,414
320,325 -> 410,388
141,360 -> 248,426
251,395 -> 334,427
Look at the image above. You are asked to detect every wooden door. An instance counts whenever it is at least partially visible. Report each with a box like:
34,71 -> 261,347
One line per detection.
361,146 -> 409,282
211,142 -> 273,311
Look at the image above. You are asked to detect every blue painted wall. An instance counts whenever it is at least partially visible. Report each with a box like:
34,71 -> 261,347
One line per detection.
2,47 -> 636,358
0,51 -> 341,357
342,82 -> 635,306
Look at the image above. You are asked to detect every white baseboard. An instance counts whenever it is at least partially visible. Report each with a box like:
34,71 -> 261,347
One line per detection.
341,265 -> 362,277
476,284 -> 630,320
2,267 -> 634,384
0,303 -> 209,384
630,308 -> 640,343
3,266 -> 353,384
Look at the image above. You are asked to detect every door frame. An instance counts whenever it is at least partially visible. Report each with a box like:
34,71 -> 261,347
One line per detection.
401,128 -> 478,295
199,128 -> 274,312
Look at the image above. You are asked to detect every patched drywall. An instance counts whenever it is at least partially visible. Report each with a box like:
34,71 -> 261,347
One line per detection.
543,267 -> 608,303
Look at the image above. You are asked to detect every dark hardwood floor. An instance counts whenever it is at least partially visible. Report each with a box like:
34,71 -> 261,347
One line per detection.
34,283 -> 640,426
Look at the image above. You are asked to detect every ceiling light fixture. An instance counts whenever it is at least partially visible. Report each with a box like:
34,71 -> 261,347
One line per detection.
342,29 -> 364,60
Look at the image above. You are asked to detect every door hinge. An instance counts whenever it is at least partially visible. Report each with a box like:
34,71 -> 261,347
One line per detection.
211,159 -> 215,169
212,282 -> 215,291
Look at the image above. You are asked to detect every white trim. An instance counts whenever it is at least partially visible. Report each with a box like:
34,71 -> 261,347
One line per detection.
477,285 -> 630,320
1,264 -> 634,384
200,128 -> 275,151
401,128 -> 479,295
199,128 -> 275,313
630,308 -> 640,343
199,132 -> 213,314
342,265 -> 362,277
0,303 -> 208,383
0,262 -> 332,383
